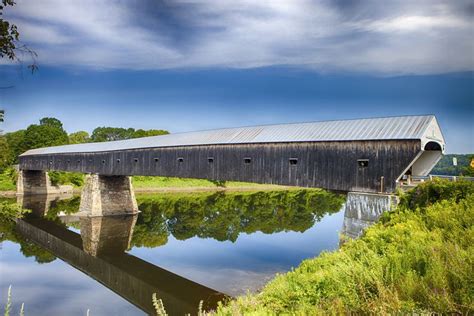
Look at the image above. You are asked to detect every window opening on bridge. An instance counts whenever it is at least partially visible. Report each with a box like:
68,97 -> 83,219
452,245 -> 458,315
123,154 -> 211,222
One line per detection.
208,157 -> 214,163
154,158 -> 159,162
177,157 -> 184,163
133,158 -> 139,163
289,158 -> 298,165
77,160 -> 81,163
244,157 -> 252,164
116,159 -> 121,163
102,160 -> 106,164
357,159 -> 369,168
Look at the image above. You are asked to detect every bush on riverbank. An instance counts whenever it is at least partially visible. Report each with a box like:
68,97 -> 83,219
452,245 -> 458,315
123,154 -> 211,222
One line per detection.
0,168 -> 17,191
215,179 -> 474,314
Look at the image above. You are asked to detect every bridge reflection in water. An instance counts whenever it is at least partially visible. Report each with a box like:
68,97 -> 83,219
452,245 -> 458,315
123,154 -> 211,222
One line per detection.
12,189 -> 389,314
16,194 -> 227,315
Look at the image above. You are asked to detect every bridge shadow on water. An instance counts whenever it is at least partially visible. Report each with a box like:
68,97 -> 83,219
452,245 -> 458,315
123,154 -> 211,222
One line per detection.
1,189 -> 392,314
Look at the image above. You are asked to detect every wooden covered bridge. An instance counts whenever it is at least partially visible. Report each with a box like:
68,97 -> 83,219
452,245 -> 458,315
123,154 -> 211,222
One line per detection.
18,115 -> 445,214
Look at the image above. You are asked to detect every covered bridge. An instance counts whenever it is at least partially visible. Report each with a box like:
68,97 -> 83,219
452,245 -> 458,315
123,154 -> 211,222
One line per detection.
19,115 -> 445,194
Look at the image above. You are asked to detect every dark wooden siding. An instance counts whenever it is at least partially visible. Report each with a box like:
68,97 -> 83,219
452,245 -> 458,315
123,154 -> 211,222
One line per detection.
19,140 -> 422,193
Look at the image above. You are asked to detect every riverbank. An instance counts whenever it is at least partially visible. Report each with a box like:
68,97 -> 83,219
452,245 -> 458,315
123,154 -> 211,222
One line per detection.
0,170 -> 288,197
213,179 -> 474,314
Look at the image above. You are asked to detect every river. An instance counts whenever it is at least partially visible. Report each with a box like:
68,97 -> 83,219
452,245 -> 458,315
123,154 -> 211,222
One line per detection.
0,189 -> 385,315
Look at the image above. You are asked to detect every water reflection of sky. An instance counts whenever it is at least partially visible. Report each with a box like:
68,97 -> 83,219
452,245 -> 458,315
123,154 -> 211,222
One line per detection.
0,241 -> 143,316
129,209 -> 344,295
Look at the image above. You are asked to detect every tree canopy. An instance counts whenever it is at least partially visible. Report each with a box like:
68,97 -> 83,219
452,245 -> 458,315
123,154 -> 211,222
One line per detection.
1,117 -> 170,164
69,131 -> 90,144
90,127 -> 169,142
21,117 -> 69,150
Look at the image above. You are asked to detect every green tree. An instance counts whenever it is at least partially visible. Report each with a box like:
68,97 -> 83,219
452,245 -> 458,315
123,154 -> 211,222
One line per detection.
5,129 -> 25,164
90,127 -> 135,142
91,127 -> 169,142
0,109 -> 3,122
1,0 -> 37,71
460,154 -> 474,176
21,117 -> 68,150
39,117 -> 63,129
0,134 -> 9,170
133,129 -> 169,138
69,131 -> 90,144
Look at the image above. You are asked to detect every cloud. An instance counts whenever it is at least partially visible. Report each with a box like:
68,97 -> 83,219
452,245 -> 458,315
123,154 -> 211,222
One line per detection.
3,0 -> 473,74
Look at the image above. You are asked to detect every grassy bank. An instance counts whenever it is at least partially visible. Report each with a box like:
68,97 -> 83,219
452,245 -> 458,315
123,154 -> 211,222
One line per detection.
213,179 -> 474,314
0,169 -> 280,192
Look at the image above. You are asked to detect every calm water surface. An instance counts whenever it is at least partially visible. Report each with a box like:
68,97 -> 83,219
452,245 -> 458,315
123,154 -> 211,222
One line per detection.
1,189 -> 350,315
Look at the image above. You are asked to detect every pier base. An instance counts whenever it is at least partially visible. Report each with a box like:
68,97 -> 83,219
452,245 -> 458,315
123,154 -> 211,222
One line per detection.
79,174 -> 138,216
17,170 -> 73,195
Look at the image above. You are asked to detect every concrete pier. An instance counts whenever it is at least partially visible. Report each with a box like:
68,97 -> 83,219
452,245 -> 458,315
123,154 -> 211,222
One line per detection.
79,174 -> 138,216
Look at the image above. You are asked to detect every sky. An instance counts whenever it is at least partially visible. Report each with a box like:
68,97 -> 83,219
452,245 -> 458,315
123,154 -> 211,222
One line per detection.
0,0 -> 473,153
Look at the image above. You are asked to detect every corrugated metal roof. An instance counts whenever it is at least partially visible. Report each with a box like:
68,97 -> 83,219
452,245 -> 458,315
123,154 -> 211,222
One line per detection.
21,115 -> 442,156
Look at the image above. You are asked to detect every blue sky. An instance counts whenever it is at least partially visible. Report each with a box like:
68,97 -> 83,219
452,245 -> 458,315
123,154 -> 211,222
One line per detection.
0,0 -> 473,153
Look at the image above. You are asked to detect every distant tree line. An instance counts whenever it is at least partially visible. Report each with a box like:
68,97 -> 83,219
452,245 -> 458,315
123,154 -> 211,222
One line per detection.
431,154 -> 473,177
0,115 -> 169,171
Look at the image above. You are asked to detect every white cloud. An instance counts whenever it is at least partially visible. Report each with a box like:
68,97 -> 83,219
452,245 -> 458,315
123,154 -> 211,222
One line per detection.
3,0 -> 473,74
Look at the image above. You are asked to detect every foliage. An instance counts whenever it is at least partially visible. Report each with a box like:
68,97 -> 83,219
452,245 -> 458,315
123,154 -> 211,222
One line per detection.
0,198 -> 57,264
48,171 -> 84,187
0,109 -> 4,122
3,284 -> 11,316
0,167 -> 16,191
68,131 -> 90,144
132,189 -> 344,247
0,201 -> 29,223
132,176 -> 267,189
4,130 -> 26,164
90,126 -> 169,142
0,0 -> 37,72
133,129 -> 169,138
0,0 -> 18,61
398,178 -> 474,210
0,135 -> 9,171
431,154 -> 473,176
152,293 -> 204,316
21,117 -> 69,150
152,294 -> 168,316
214,180 -> 474,314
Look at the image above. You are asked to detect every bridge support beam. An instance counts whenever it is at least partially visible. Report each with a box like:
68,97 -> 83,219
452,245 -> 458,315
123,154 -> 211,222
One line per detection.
17,170 -> 72,195
79,174 -> 138,216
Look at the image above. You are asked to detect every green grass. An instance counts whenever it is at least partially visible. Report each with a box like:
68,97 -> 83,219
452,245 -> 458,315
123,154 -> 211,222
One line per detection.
0,169 -> 16,191
132,176 -> 278,189
213,179 -> 474,314
0,170 -> 280,191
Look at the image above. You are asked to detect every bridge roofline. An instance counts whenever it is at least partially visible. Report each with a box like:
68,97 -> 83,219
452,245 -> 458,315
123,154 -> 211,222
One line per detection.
20,115 -> 444,156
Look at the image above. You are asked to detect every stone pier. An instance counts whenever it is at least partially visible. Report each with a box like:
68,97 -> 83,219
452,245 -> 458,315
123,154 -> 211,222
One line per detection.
79,174 -> 138,216
341,192 -> 398,239
17,170 -> 73,195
